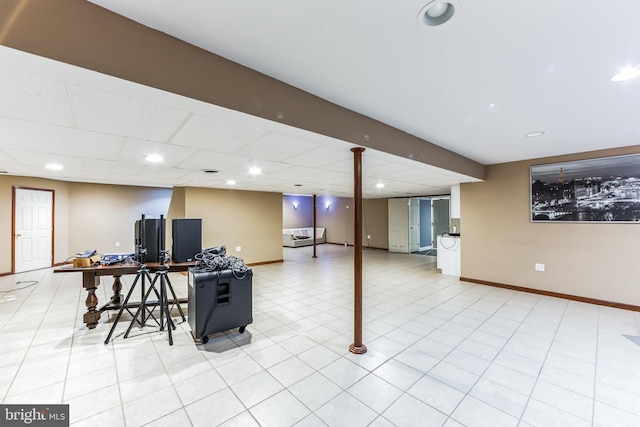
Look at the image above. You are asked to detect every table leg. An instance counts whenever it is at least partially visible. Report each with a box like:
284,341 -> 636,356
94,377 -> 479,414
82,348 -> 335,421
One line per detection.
82,273 -> 102,329
111,275 -> 123,305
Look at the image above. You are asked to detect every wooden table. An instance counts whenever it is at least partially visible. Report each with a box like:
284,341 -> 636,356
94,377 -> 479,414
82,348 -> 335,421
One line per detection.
54,262 -> 195,329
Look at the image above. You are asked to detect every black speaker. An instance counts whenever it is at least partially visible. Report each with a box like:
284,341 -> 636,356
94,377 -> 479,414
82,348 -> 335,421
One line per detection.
134,218 -> 164,262
172,218 -> 202,262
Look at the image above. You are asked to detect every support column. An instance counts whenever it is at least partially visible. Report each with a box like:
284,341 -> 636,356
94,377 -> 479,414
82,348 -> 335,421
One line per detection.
349,147 -> 367,354
313,194 -> 317,258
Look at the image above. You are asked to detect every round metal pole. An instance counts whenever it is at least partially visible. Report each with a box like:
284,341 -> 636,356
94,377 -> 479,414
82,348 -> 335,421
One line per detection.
313,194 -> 317,258
349,147 -> 367,354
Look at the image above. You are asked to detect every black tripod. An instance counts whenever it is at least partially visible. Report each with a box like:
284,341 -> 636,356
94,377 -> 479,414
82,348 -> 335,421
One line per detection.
145,261 -> 185,345
104,215 -> 185,345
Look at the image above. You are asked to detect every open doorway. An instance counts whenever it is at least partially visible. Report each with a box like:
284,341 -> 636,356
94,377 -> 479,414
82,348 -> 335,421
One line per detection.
417,196 -> 450,251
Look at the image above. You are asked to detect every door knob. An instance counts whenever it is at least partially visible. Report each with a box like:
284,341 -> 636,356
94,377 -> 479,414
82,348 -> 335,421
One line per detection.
15,233 -> 21,238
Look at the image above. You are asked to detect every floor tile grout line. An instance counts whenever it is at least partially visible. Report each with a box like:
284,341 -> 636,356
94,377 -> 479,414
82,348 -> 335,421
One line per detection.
413,285 -> 535,424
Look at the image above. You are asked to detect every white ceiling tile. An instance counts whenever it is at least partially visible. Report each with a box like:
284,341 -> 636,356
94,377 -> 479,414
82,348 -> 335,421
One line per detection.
222,158 -> 294,177
233,133 -> 321,162
171,113 -> 267,151
116,138 -> 198,166
0,149 -> 19,166
176,150 -> 251,170
0,117 -> 124,160
263,165 -> 321,180
102,173 -> 181,187
0,65 -> 74,127
302,170 -> 352,186
68,83 -> 190,141
135,165 -> 192,179
4,149 -> 150,178
285,146 -> 354,168
365,161 -> 417,176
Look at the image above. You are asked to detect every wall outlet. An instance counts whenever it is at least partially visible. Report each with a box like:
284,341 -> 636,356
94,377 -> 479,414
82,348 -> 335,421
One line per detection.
115,241 -> 120,247
235,246 -> 242,252
535,263 -> 545,272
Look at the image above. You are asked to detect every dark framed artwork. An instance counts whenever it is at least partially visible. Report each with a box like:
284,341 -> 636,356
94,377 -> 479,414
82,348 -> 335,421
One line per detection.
530,154 -> 640,222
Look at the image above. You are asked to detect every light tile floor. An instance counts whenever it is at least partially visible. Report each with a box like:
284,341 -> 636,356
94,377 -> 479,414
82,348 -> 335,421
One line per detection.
1,245 -> 639,426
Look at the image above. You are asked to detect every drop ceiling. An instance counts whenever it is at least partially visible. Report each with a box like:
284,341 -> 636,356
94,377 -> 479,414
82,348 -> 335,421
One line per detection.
2,0 -> 640,198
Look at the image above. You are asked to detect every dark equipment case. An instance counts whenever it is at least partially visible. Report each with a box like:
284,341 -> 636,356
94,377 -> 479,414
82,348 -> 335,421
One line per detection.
188,268 -> 253,344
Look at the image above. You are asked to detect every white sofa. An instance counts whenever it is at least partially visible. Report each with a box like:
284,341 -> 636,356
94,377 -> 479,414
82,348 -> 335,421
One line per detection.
283,227 -> 326,247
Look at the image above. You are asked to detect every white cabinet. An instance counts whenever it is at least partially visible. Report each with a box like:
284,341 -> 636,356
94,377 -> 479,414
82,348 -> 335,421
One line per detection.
436,235 -> 460,276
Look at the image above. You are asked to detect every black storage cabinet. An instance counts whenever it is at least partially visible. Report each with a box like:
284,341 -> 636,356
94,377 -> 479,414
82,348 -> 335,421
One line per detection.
188,268 -> 253,343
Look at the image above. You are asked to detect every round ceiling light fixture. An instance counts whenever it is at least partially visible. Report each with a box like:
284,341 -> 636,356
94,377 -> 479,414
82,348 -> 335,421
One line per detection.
611,66 -> 640,82
145,154 -> 163,163
46,163 -> 63,171
525,131 -> 545,138
420,1 -> 457,26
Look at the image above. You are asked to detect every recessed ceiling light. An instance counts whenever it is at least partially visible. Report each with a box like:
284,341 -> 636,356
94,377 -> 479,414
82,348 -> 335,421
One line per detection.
376,183 -> 385,189
426,2 -> 448,17
201,169 -> 219,174
46,163 -> 63,171
611,67 -> 640,82
226,179 -> 236,185
145,154 -> 163,163
294,184 -> 302,187
525,131 -> 545,138
249,167 -> 262,176
420,1 -> 457,26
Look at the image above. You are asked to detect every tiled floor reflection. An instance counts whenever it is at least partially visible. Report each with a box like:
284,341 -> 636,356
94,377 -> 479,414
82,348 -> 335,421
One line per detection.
1,245 -> 639,426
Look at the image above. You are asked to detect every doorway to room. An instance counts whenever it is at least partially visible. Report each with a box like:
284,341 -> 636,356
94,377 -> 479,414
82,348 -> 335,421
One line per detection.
12,188 -> 54,273
417,196 -> 450,251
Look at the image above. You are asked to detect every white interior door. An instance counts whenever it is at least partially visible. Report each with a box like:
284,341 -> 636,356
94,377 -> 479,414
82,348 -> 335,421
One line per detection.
388,198 -> 409,253
14,188 -> 53,273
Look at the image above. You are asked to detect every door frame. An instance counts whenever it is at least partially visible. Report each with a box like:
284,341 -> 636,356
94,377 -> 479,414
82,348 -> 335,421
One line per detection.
12,186 -> 55,273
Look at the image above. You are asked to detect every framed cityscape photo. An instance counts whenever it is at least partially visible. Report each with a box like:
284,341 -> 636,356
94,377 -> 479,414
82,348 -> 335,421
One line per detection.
530,153 -> 640,222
